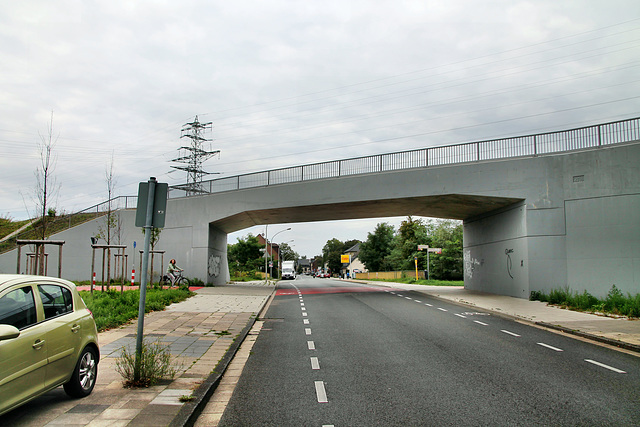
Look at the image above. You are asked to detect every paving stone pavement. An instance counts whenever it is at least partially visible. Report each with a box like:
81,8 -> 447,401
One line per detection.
0,282 -> 274,426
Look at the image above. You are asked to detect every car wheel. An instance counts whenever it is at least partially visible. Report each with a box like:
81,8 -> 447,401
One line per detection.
63,346 -> 98,398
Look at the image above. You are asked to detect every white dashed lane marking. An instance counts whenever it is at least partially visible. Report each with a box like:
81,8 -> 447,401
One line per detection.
307,341 -> 316,350
305,328 -> 312,335
454,313 -> 466,318
501,330 -> 521,337
311,357 -> 320,370
315,381 -> 328,403
303,319 -> 310,324
537,342 -> 563,352
585,359 -> 626,373
474,320 -> 488,326
437,308 -> 448,312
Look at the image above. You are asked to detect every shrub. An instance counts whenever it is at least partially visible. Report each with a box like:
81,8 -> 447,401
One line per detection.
530,285 -> 639,318
115,339 -> 180,388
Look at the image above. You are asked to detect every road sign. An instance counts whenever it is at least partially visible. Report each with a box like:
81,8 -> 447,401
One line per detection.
135,179 -> 168,228
428,248 -> 442,254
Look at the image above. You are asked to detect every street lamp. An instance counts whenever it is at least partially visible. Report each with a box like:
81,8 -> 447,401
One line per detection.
266,227 -> 291,281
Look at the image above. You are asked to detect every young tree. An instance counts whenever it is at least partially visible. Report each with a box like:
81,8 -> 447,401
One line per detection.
359,222 -> 395,271
34,111 -> 60,240
96,153 -> 121,283
142,227 -> 162,283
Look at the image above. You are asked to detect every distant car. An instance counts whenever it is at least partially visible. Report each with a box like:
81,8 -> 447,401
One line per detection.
0,275 -> 99,416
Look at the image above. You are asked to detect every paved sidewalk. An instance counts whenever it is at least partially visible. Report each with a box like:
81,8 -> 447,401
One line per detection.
353,281 -> 640,351
0,282 -> 274,426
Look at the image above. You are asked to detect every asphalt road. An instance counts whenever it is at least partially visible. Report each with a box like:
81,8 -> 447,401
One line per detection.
218,276 -> 640,426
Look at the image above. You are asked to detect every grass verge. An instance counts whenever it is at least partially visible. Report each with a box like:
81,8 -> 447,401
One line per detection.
530,285 -> 640,318
80,288 -> 194,331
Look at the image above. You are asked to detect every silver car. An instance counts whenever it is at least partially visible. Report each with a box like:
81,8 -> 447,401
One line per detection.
0,275 -> 99,416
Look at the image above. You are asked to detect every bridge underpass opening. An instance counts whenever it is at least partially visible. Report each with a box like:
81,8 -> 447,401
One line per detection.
215,193 -> 524,283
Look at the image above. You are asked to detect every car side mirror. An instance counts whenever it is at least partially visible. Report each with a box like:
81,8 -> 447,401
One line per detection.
0,324 -> 20,341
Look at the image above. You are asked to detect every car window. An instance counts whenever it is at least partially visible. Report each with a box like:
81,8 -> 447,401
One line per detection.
0,286 -> 37,329
38,284 -> 73,319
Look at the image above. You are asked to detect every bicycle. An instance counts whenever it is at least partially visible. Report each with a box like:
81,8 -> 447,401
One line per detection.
159,270 -> 189,288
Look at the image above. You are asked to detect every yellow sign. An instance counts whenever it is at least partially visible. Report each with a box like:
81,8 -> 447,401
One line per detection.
341,254 -> 350,263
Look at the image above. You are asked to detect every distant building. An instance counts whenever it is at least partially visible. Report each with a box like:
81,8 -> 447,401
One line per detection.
256,233 -> 280,262
342,242 -> 367,277
297,258 -> 311,274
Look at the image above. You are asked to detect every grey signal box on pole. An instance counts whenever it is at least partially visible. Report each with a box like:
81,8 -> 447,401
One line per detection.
135,180 -> 168,228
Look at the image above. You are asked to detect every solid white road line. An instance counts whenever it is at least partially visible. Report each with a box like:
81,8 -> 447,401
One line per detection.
501,330 -> 521,337
474,320 -> 488,326
454,313 -> 467,318
315,381 -> 328,403
537,342 -> 563,352
305,328 -> 312,335
585,359 -> 626,373
311,357 -> 320,370
307,341 -> 316,350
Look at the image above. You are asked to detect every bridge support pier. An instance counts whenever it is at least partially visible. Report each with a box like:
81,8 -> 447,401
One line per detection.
207,224 -> 230,286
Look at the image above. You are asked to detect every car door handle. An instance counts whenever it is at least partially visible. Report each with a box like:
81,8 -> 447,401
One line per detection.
33,339 -> 45,350
71,324 -> 81,333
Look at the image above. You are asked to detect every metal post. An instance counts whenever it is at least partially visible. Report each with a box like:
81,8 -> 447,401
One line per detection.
16,244 -> 21,274
58,244 -> 63,278
90,246 -> 95,295
135,177 -> 156,382
264,225 -> 268,282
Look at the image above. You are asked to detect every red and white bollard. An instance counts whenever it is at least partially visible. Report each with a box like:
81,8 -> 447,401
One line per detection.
92,272 -> 96,287
131,268 -> 135,286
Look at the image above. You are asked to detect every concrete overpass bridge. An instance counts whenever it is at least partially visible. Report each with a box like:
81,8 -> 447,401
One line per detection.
2,117 -> 639,298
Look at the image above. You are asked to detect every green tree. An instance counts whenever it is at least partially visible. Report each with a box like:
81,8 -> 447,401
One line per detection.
359,222 -> 395,271
322,238 -> 345,275
387,216 -> 432,270
279,242 -> 298,262
429,220 -> 463,280
228,234 -> 263,275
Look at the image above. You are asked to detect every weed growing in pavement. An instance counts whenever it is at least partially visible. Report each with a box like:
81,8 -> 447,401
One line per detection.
115,338 -> 182,388
530,285 -> 640,318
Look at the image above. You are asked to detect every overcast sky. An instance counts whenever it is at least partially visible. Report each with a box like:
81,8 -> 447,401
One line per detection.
1,1 -> 639,258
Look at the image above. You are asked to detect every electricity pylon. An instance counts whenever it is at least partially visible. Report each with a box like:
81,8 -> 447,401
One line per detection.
170,116 -> 220,196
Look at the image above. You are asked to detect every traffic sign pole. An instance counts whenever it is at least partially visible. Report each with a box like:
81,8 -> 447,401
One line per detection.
135,177 -> 157,382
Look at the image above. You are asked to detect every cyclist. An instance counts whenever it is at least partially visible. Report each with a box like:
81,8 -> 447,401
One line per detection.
166,259 -> 183,287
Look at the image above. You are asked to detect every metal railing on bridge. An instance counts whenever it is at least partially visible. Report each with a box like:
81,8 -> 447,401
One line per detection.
167,117 -> 639,199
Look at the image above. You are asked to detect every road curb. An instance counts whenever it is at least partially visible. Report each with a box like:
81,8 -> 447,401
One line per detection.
361,281 -> 640,355
169,287 -> 276,427
535,322 -> 640,354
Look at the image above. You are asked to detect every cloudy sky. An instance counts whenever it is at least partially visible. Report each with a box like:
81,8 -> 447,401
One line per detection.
1,1 -> 639,257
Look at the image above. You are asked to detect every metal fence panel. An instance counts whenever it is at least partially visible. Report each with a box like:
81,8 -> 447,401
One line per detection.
158,117 -> 639,199
382,149 -> 427,171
